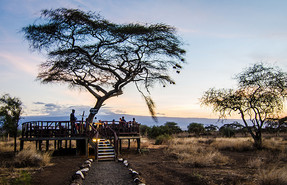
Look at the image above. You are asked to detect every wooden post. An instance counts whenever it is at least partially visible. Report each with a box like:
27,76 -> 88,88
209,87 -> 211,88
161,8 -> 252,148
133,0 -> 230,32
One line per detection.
54,140 -> 57,150
20,140 -> 24,151
46,140 -> 49,151
119,139 -> 122,153
39,140 -> 42,151
85,138 -> 89,157
65,140 -> 68,149
127,139 -> 130,150
137,138 -> 141,153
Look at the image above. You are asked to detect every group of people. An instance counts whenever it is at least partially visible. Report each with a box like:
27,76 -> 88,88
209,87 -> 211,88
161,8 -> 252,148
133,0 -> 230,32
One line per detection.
70,109 -> 139,134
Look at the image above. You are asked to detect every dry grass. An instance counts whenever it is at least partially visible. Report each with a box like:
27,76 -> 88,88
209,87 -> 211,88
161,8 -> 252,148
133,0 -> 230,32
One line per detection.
166,138 -> 229,167
257,166 -> 287,185
211,137 -> 254,151
262,137 -> 285,151
247,157 -> 264,169
14,147 -> 51,167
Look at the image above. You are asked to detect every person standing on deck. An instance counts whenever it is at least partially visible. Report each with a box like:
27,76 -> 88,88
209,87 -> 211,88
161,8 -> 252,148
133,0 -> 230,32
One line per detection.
70,109 -> 77,135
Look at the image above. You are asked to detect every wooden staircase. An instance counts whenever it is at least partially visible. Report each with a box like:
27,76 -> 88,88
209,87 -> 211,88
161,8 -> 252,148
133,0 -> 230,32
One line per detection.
97,139 -> 115,161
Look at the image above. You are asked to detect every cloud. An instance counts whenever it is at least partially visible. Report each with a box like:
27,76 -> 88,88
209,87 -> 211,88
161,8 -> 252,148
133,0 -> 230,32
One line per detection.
33,102 -> 45,105
0,52 -> 38,75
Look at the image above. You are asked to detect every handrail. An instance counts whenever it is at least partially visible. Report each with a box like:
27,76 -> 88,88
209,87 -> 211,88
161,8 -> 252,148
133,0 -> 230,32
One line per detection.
106,125 -> 119,159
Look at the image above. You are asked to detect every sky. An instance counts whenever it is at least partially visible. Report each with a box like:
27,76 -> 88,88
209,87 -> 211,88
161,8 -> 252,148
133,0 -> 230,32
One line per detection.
1,0 -> 287,120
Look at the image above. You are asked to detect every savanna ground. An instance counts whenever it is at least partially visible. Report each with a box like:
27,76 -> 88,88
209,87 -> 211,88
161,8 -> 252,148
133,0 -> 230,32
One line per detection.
1,134 -> 287,185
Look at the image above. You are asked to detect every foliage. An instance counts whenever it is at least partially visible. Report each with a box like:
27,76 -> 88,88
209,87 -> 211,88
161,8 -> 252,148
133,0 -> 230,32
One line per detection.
164,122 -> 182,134
142,122 -> 182,138
155,134 -> 172,145
0,94 -> 22,152
187,122 -> 205,136
204,124 -> 219,133
22,8 -> 186,121
12,171 -> 31,185
219,126 -> 235,137
219,122 -> 245,137
139,125 -> 151,136
201,63 -> 287,149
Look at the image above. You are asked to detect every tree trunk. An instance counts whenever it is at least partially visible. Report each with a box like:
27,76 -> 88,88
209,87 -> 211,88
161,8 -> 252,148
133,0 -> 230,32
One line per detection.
253,135 -> 262,149
14,134 -> 17,152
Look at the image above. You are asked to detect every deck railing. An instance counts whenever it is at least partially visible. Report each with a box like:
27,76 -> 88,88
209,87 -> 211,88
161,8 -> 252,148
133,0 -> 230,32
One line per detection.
21,120 -> 140,139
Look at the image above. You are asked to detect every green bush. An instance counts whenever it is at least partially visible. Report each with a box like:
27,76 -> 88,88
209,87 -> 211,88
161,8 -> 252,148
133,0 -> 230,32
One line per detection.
219,127 -> 235,137
12,171 -> 31,185
155,134 -> 172,145
187,123 -> 205,136
140,125 -> 150,136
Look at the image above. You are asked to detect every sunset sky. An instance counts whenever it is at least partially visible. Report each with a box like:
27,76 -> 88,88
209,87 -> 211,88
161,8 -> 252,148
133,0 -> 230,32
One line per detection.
1,0 -> 287,119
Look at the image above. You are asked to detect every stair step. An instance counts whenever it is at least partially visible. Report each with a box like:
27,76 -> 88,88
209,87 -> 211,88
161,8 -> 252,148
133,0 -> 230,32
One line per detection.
98,155 -> 115,158
98,152 -> 115,155
98,149 -> 114,152
98,146 -> 113,149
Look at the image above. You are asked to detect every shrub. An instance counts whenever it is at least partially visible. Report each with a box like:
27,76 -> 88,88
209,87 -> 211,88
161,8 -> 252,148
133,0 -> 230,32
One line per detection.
155,134 -> 172,145
14,148 -> 51,167
12,171 -> 31,185
139,125 -> 150,136
219,126 -> 235,137
187,123 -> 205,136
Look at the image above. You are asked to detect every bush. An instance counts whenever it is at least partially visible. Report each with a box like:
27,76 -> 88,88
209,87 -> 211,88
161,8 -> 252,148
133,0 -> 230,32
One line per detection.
155,134 -> 172,145
187,123 -> 205,136
140,125 -> 150,136
14,148 -> 51,167
12,171 -> 31,185
219,126 -> 235,137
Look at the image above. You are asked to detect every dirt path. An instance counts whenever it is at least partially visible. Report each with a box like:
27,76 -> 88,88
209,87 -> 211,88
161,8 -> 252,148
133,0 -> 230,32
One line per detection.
31,156 -> 85,185
83,161 -> 135,185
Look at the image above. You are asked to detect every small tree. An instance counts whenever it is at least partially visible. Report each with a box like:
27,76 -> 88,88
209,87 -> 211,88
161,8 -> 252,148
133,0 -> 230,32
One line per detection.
164,122 -> 182,134
22,8 -> 185,122
0,94 -> 23,152
201,63 -> 287,149
187,122 -> 205,136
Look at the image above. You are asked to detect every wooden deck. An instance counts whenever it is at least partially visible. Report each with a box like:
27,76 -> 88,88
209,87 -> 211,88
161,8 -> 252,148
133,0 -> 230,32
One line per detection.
19,120 -> 141,156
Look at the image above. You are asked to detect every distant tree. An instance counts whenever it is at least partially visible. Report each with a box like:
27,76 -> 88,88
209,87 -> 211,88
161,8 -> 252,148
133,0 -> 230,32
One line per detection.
201,63 -> 287,149
219,122 -> 244,137
265,116 -> 287,135
205,124 -> 218,132
22,8 -> 185,122
164,122 -> 182,134
0,94 -> 23,152
187,122 -> 205,136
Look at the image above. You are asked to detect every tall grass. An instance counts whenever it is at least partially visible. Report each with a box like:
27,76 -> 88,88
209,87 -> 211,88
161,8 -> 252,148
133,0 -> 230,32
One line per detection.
166,138 -> 229,167
14,148 -> 51,167
211,138 -> 254,151
257,166 -> 287,185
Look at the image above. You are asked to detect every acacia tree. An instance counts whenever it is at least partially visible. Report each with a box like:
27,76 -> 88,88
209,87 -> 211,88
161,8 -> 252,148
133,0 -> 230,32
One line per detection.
201,63 -> 287,149
0,94 -> 23,152
22,8 -> 185,122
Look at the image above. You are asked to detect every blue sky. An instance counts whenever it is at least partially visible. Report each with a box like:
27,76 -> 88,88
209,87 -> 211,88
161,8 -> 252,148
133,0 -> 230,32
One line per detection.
1,0 -> 287,119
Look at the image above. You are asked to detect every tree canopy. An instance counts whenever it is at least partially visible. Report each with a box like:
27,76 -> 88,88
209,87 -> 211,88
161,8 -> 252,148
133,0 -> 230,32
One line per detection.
201,63 -> 287,148
0,94 -> 22,152
22,8 -> 186,122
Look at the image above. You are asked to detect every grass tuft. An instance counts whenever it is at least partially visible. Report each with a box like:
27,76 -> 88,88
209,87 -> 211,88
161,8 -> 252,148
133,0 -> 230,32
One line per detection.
257,166 -> 287,185
166,138 -> 229,167
14,148 -> 51,167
